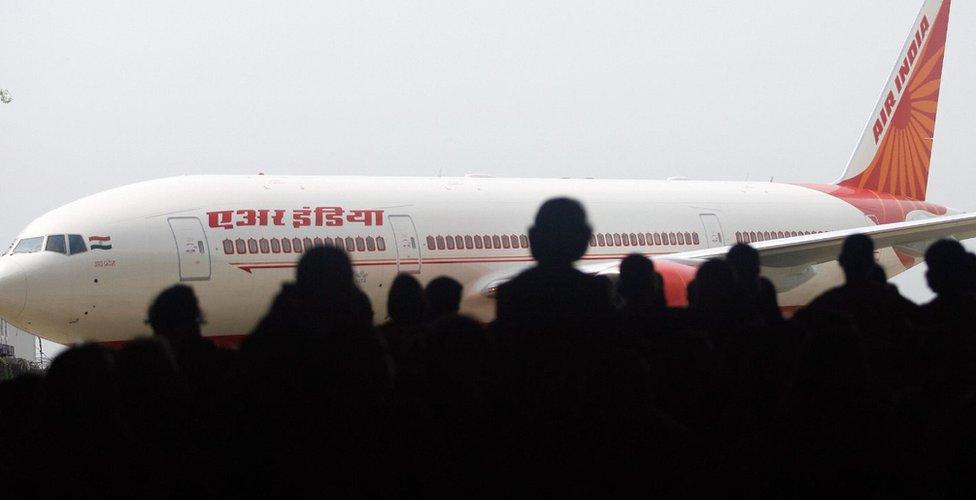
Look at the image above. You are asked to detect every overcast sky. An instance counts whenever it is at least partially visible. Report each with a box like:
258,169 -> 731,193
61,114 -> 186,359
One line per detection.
2,0 -> 974,328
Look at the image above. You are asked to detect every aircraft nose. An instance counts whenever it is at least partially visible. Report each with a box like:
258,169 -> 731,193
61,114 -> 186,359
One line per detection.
0,261 -> 27,320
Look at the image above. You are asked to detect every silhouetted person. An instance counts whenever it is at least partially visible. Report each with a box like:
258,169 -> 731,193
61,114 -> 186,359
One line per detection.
618,254 -> 666,311
493,198 -> 626,493
617,254 -> 668,352
918,239 -> 976,400
381,273 -> 428,386
238,246 -> 391,496
425,276 -> 463,320
688,259 -> 744,339
147,285 -> 236,493
806,234 -> 917,393
727,243 -> 781,324
495,198 -> 615,340
21,344 -> 139,496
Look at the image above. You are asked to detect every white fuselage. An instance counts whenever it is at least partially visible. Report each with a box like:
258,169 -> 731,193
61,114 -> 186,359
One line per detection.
0,175 -> 912,344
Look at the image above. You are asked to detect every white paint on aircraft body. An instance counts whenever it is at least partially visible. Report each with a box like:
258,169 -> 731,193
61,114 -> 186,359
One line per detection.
0,175 -> 884,344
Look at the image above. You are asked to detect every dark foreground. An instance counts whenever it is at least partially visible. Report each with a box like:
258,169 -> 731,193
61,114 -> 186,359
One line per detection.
2,198 -> 976,497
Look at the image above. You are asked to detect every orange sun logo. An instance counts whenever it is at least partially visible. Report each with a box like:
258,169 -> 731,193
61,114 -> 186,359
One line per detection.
841,1 -> 949,201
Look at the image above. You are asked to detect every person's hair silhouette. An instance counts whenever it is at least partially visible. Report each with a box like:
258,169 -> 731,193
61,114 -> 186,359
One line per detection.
838,234 -> 876,283
425,276 -> 463,319
727,243 -> 760,283
528,198 -> 592,266
147,284 -> 204,342
297,245 -> 355,292
618,254 -> 663,306
388,274 -> 426,326
925,239 -> 969,295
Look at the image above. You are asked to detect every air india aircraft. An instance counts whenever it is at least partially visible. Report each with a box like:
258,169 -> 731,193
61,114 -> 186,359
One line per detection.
0,0 -> 971,347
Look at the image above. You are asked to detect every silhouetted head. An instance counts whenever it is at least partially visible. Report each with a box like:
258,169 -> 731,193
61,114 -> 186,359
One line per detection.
727,243 -> 760,282
425,276 -> 462,318
925,239 -> 969,295
388,273 -> 426,326
838,234 -> 875,283
528,198 -> 592,266
296,245 -> 354,292
690,259 -> 736,313
147,285 -> 203,340
618,254 -> 657,301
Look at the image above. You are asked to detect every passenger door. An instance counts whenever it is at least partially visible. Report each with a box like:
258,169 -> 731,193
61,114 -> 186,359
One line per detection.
389,215 -> 421,273
168,217 -> 211,281
699,214 -> 726,248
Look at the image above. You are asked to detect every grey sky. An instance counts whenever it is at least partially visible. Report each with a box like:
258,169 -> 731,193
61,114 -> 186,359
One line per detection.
1,0 -> 974,316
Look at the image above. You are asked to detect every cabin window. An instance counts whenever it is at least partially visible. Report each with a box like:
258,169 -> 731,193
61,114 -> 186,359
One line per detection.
366,237 -> 376,251
313,237 -> 323,247
356,236 -> 366,252
638,233 -> 646,246
484,235 -> 493,249
692,232 -> 700,245
445,236 -> 455,250
464,235 -> 473,249
334,237 -> 345,251
426,236 -> 435,250
597,233 -> 605,246
613,233 -> 622,246
43,235 -> 66,254
223,239 -> 235,255
474,235 -> 484,249
677,233 -> 685,245
271,238 -> 281,253
235,239 -> 247,254
455,236 -> 464,249
501,235 -> 511,249
622,233 -> 630,246
68,234 -> 87,254
519,235 -> 529,248
12,237 -> 43,254
435,236 -> 445,250
292,238 -> 303,253
247,239 -> 258,254
281,238 -> 293,253
259,238 -> 270,253
491,235 -> 501,248
376,236 -> 386,251
344,237 -> 355,252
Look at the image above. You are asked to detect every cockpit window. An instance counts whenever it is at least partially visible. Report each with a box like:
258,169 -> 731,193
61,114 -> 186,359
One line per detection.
12,237 -> 43,254
68,234 -> 87,254
45,234 -> 67,254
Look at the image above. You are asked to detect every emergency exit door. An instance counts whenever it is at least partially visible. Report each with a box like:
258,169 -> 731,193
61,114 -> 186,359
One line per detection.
699,214 -> 726,248
168,217 -> 212,281
389,215 -> 421,273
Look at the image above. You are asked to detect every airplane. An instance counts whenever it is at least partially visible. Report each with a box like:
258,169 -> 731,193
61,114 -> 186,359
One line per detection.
0,0 -> 972,348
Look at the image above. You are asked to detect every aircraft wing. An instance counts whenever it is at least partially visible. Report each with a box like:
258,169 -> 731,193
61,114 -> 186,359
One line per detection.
477,213 -> 976,298
659,212 -> 976,269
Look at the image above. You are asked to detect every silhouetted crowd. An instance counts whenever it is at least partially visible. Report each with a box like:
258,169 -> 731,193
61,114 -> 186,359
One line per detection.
3,198 -> 976,497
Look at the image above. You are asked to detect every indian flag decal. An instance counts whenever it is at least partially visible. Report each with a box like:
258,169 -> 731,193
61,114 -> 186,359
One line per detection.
89,236 -> 112,250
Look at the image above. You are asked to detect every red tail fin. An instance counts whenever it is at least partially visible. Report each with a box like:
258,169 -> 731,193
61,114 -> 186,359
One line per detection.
837,0 -> 951,201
